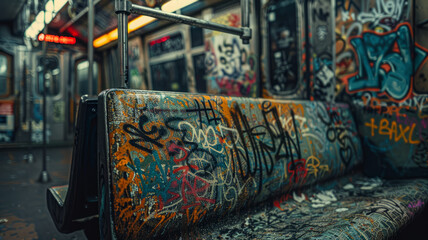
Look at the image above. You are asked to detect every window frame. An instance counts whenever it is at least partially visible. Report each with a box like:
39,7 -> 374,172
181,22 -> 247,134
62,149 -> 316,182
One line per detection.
265,0 -> 303,96
35,55 -> 61,97
74,58 -> 101,97
0,50 -> 13,98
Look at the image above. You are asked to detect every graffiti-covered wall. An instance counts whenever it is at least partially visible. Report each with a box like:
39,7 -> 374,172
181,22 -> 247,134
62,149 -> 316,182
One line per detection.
129,37 -> 147,90
204,6 -> 258,97
260,0 -> 427,176
335,0 -> 428,177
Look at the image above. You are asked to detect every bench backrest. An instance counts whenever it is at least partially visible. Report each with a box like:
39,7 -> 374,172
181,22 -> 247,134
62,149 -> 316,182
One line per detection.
98,89 -> 363,239
47,96 -> 98,233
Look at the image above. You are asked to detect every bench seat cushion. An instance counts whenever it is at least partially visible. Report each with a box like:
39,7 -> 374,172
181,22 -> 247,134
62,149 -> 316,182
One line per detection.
98,89 -> 363,239
194,174 -> 428,239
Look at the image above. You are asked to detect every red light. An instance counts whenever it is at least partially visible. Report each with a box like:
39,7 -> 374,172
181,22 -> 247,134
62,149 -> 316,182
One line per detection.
38,33 -> 45,41
37,33 -> 76,45
150,35 -> 171,46
67,27 -> 79,37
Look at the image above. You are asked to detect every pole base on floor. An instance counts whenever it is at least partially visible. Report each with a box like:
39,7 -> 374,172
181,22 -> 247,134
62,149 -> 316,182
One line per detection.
38,170 -> 51,183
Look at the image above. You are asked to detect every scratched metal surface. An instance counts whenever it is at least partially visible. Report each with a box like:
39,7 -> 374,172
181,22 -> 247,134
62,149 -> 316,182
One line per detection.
100,89 -> 363,239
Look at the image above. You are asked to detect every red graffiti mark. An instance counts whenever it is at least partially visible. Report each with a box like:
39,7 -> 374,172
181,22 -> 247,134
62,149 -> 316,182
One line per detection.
158,195 -> 164,210
166,181 -> 181,204
181,169 -> 214,209
273,193 -> 292,211
228,13 -> 240,28
287,159 -> 307,183
167,143 -> 215,209
169,168 -> 215,210
168,143 -> 189,164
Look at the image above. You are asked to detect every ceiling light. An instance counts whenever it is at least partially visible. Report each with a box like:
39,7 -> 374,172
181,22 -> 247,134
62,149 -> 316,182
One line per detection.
161,0 -> 198,13
25,0 -> 68,39
128,16 -> 155,32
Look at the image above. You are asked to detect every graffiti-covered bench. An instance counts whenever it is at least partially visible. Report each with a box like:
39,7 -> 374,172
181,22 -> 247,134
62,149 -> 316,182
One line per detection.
94,89 -> 428,239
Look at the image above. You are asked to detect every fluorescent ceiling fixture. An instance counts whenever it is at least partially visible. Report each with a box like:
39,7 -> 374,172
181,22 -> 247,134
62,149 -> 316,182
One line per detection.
54,0 -> 67,12
128,16 -> 155,32
25,0 -> 68,39
45,12 -> 53,23
46,1 -> 54,12
94,0 -> 197,48
94,16 -> 155,48
161,0 -> 198,12
35,12 -> 45,23
93,35 -> 110,48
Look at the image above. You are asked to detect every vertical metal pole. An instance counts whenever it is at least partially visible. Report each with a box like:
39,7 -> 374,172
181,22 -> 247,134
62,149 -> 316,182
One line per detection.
116,0 -> 130,88
38,10 -> 51,183
23,61 -> 34,163
88,0 -> 94,95
241,0 -> 250,44
28,64 -> 34,163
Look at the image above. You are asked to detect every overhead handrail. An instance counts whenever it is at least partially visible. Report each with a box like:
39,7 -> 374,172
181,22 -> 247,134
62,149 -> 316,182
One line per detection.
59,0 -> 101,33
115,0 -> 252,89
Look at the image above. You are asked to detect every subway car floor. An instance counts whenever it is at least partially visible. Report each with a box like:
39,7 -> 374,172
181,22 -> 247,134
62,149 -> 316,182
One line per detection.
0,147 -> 86,240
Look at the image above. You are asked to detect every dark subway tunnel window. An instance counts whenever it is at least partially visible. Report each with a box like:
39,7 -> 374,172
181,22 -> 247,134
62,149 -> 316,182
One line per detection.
76,60 -> 98,96
267,0 -> 299,94
150,58 -> 188,92
0,54 -> 9,97
0,52 -> 12,97
37,56 -> 60,96
193,53 -> 206,93
191,26 -> 204,48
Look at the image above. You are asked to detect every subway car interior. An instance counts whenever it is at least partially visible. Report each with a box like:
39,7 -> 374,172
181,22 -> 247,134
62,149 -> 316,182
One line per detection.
0,0 -> 427,239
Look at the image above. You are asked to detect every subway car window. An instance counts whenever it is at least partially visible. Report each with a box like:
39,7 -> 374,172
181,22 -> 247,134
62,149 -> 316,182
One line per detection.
150,58 -> 187,92
148,31 -> 188,92
190,26 -> 204,48
0,54 -> 9,97
267,0 -> 299,94
193,53 -> 206,92
148,32 -> 185,58
76,60 -> 98,96
37,56 -> 60,96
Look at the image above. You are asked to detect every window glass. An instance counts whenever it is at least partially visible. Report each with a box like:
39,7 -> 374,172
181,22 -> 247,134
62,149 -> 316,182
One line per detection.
267,0 -> 299,93
77,60 -> 98,96
0,55 -> 8,96
192,53 -> 206,93
37,56 -> 60,96
150,58 -> 187,92
191,26 -> 204,48
148,33 -> 185,58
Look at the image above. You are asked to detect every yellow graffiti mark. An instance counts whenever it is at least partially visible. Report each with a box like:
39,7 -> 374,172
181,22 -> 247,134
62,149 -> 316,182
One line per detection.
365,118 -> 420,144
306,156 -> 330,178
